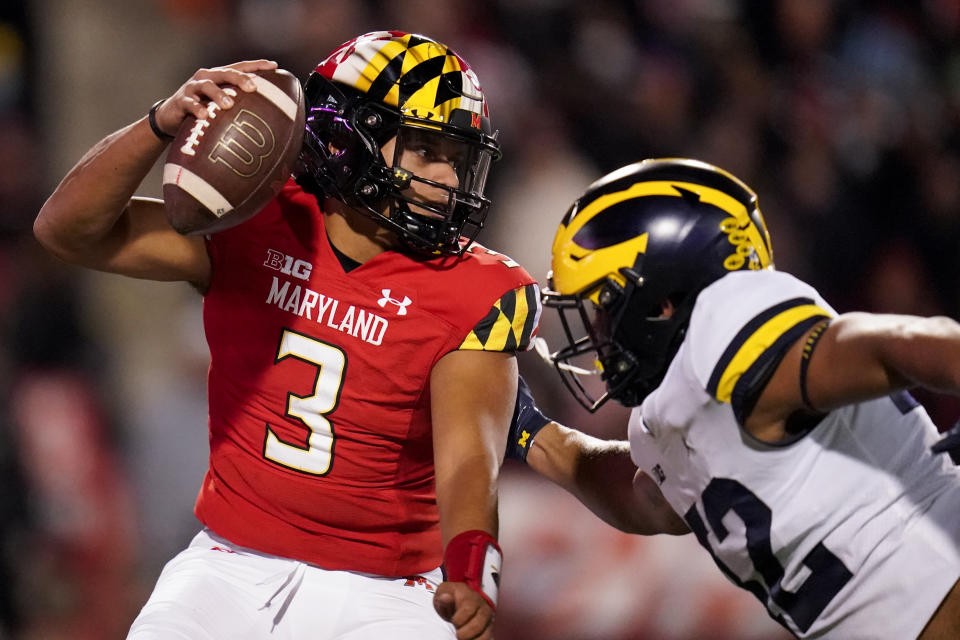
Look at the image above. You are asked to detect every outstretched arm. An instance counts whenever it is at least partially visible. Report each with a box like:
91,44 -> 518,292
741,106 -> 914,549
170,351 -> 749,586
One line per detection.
34,60 -> 277,289
748,312 -> 960,440
508,377 -> 688,536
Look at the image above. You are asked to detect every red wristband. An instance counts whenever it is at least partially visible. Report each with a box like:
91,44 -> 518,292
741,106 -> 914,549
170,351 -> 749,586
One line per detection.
442,530 -> 502,609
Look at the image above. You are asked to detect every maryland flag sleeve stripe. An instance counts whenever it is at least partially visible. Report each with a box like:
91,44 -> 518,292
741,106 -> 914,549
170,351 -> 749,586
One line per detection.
707,297 -> 833,403
458,284 -> 541,352
519,283 -> 541,351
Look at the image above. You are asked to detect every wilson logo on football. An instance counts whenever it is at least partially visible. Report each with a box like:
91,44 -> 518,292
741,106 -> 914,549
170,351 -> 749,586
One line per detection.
208,109 -> 276,178
378,289 -> 412,316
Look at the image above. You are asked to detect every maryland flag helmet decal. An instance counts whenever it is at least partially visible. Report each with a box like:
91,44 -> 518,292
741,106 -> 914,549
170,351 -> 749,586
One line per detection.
315,30 -> 490,131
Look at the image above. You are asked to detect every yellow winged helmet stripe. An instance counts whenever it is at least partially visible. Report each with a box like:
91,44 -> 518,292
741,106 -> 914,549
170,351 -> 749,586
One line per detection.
550,180 -> 772,301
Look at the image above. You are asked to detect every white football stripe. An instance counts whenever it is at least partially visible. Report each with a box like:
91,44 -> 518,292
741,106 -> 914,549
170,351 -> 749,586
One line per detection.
163,163 -> 234,218
252,76 -> 298,121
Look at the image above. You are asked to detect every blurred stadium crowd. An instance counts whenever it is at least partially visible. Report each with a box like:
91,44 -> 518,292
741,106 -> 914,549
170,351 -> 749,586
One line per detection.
1,1 -> 959,638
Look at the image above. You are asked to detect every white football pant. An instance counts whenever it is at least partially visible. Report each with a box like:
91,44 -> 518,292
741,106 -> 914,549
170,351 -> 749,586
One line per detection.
127,529 -> 456,639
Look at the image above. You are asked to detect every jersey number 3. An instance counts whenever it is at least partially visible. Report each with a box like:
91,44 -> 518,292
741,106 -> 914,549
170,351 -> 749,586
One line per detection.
263,328 -> 345,475
684,478 -> 853,634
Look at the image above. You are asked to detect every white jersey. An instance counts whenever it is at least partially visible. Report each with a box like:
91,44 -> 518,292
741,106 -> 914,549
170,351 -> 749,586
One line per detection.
628,269 -> 960,639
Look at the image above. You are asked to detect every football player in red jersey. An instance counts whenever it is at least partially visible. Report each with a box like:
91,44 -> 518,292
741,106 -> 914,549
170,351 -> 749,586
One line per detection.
34,31 -> 539,640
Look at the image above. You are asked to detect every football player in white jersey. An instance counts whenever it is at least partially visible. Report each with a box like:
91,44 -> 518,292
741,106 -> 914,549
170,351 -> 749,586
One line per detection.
507,158 -> 960,639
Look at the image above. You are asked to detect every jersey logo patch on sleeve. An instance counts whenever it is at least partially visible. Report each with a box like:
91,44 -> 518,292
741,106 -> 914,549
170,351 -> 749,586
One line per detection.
706,297 -> 832,415
459,283 -> 541,352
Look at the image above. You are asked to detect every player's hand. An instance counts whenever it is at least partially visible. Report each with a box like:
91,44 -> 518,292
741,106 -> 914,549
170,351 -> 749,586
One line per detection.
153,60 -> 279,136
434,581 -> 495,640
505,375 -> 552,462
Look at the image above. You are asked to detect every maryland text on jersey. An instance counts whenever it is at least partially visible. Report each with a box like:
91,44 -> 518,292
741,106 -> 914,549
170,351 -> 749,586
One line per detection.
266,277 -> 391,346
262,246 -> 540,351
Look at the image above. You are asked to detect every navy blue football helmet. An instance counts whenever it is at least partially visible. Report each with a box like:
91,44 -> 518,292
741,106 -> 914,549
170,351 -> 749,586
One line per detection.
544,158 -> 774,410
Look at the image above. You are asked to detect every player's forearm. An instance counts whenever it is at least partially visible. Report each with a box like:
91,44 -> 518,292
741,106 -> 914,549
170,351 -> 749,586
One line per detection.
35,117 -> 167,263
809,313 -> 960,410
527,423 -> 684,535
435,452 -> 500,545
880,315 -> 960,394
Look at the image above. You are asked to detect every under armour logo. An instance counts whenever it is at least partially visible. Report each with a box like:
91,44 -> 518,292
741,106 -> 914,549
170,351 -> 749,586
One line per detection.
403,576 -> 434,591
378,289 -> 412,316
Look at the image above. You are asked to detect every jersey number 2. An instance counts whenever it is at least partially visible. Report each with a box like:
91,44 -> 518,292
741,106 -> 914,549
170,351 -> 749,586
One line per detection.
684,478 -> 853,633
263,329 -> 345,475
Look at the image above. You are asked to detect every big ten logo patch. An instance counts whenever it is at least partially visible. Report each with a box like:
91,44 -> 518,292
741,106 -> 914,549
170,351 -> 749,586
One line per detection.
209,109 -> 276,178
403,576 -> 434,592
719,216 -> 763,271
264,249 -> 313,281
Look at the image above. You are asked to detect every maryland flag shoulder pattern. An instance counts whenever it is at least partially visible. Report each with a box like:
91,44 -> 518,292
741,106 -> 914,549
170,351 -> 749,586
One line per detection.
459,283 -> 541,352
704,292 -> 832,424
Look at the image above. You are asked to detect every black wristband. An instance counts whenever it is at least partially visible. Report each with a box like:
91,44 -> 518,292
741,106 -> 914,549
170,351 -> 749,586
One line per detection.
148,99 -> 174,142
507,376 -> 551,462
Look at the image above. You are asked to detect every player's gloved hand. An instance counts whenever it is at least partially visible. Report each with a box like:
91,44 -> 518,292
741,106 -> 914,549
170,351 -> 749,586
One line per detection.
506,376 -> 552,462
931,420 -> 960,465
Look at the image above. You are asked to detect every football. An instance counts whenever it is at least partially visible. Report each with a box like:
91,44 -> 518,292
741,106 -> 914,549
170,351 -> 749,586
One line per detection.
162,68 -> 306,235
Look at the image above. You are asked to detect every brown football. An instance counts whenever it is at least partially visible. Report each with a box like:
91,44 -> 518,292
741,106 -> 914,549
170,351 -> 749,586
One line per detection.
162,68 -> 306,235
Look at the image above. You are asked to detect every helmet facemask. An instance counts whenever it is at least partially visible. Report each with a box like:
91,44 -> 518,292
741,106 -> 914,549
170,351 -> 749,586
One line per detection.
545,261 -> 692,412
382,119 -> 498,255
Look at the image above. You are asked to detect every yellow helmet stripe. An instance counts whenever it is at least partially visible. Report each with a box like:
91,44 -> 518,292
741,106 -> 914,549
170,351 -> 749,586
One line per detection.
551,179 -> 773,298
552,230 -> 648,303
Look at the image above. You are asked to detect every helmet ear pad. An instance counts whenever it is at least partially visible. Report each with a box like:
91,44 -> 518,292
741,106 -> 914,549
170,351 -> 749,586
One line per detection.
607,288 -> 694,404
298,75 -> 400,201
595,239 -> 709,406
591,266 -> 687,407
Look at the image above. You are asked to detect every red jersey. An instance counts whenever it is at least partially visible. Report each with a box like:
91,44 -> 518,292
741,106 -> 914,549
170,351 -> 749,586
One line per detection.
195,180 -> 540,576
